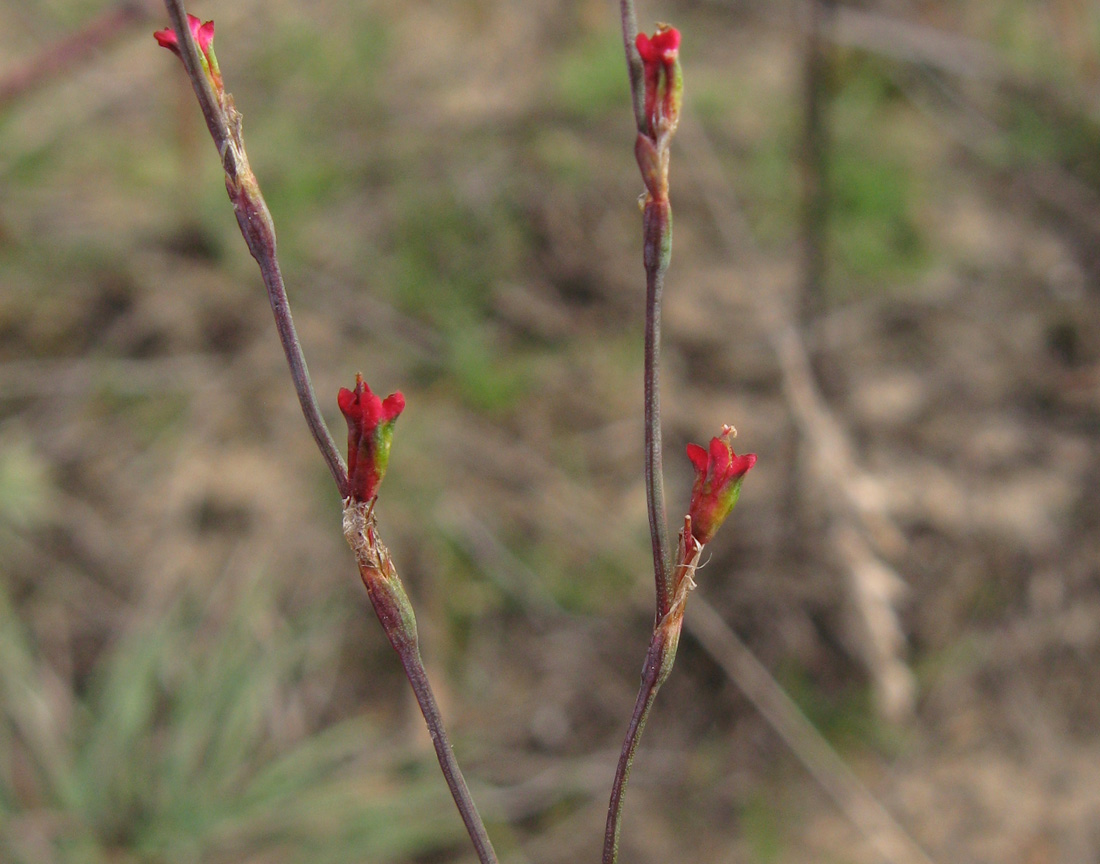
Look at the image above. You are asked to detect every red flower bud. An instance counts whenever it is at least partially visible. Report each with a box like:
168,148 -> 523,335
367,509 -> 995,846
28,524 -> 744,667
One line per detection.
338,374 -> 405,503
635,27 -> 680,64
686,425 -> 755,544
154,14 -> 221,91
635,25 -> 682,139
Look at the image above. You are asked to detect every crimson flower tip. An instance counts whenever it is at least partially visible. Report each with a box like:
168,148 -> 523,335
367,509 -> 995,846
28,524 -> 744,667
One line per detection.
153,13 -> 215,56
687,426 -> 754,545
338,375 -> 405,503
635,25 -> 683,142
635,26 -> 680,63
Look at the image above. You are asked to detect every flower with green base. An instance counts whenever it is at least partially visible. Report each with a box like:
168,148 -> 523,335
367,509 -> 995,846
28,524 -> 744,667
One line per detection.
686,425 -> 755,545
338,374 -> 405,503
154,14 -> 222,92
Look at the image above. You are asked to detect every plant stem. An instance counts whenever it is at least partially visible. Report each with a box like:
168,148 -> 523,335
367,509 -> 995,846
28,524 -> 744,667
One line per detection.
163,0 -> 225,153
643,257 -> 672,616
621,0 -> 673,617
602,627 -> 669,864
164,6 -> 497,860
344,502 -> 499,864
400,650 -> 500,864
254,255 -> 349,496
162,0 -> 348,496
618,0 -> 646,134
603,522 -> 700,864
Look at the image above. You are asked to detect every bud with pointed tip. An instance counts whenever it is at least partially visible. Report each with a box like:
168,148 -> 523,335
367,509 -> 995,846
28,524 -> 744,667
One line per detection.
686,425 -> 755,544
154,14 -> 222,92
338,374 -> 405,503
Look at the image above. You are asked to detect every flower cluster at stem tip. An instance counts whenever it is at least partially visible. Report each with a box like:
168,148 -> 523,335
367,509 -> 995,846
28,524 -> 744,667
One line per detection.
338,374 -> 405,504
154,13 -> 222,91
687,425 -> 756,545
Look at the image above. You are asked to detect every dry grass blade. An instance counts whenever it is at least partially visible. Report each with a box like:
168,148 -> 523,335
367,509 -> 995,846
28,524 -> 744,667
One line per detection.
687,595 -> 939,864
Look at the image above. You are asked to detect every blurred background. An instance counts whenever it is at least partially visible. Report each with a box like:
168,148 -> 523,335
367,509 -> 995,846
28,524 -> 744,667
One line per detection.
3,0 -> 1100,861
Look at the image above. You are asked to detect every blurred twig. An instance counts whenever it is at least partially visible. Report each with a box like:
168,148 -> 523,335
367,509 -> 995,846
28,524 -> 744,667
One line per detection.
894,65 -> 1100,242
434,497 -> 566,619
797,0 -> 833,327
828,6 -> 1003,82
437,478 -> 934,861
679,110 -> 916,720
0,1 -> 154,111
687,595 -> 939,864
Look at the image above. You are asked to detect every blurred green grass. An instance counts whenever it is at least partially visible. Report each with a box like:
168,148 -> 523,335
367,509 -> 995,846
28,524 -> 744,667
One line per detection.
0,566 -> 472,863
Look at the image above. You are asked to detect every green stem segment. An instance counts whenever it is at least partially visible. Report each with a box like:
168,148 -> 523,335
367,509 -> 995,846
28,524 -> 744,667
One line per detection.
344,502 -> 499,864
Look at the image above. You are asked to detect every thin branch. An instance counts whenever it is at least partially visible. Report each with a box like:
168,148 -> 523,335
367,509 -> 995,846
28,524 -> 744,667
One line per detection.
400,650 -> 500,864
344,502 -> 499,864
161,0 -> 347,495
602,628 -> 668,864
603,522 -> 700,864
643,258 -> 673,615
160,8 -> 498,856
619,0 -> 646,133
163,0 -> 225,154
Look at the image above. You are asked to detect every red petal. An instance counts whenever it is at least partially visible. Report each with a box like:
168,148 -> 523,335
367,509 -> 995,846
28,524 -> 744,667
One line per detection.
382,392 -> 405,423
635,32 -> 658,63
153,28 -> 179,50
731,452 -> 757,478
650,27 -> 680,59
193,17 -> 216,53
708,435 -> 731,475
686,443 -> 709,474
337,387 -> 357,417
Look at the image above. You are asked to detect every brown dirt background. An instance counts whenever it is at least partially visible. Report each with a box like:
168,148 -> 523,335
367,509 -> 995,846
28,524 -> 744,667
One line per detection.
3,0 -> 1100,862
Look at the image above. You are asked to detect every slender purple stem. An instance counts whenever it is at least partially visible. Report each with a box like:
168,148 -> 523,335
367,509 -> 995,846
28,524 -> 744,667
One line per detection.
347,504 -> 500,864
163,1 -> 224,154
253,254 -> 349,496
607,0 -> 678,857
620,0 -> 673,616
162,0 -> 347,496
398,647 -> 499,864
619,0 -> 646,134
602,627 -> 670,864
164,8 -> 498,860
643,261 -> 672,616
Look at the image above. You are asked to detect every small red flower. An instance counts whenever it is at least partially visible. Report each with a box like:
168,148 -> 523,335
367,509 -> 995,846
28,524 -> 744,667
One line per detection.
635,25 -> 682,139
687,425 -> 755,544
338,374 -> 405,503
635,27 -> 680,64
154,14 -> 215,57
154,14 -> 221,90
